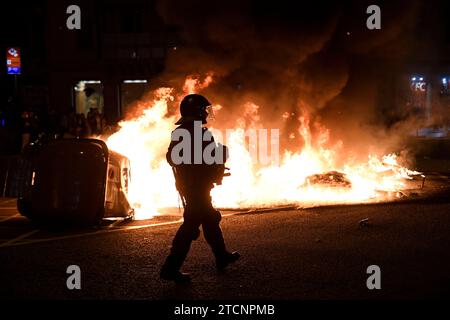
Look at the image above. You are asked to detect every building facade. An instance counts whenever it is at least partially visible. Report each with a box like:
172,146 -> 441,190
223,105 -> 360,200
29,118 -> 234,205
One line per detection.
46,0 -> 179,122
2,0 -> 179,124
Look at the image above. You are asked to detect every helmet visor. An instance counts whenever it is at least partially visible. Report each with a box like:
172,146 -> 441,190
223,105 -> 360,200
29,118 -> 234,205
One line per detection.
205,105 -> 216,122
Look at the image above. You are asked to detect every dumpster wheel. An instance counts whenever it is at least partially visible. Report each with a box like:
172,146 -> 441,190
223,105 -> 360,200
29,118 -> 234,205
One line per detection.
124,209 -> 135,222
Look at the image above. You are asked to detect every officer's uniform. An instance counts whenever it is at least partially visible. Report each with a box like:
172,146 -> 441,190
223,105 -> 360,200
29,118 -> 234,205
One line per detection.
161,122 -> 228,273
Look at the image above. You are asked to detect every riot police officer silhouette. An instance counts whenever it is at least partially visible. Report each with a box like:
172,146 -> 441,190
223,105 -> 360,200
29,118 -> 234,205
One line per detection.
160,94 -> 240,283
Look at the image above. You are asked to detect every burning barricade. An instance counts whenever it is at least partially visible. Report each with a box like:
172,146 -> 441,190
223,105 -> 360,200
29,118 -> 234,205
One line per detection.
103,81 -> 423,217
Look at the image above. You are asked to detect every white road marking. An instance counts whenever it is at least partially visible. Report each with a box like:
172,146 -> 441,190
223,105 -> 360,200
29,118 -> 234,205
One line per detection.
0,211 -> 250,248
0,214 -> 20,223
0,199 -> 16,206
0,230 -> 40,248
1,219 -> 185,248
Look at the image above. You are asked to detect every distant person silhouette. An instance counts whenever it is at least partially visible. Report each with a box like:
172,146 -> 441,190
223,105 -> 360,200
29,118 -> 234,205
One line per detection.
160,94 -> 240,283
83,87 -> 104,115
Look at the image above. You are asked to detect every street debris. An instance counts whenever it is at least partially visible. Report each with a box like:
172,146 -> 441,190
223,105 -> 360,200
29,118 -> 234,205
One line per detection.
303,171 -> 352,189
359,218 -> 370,228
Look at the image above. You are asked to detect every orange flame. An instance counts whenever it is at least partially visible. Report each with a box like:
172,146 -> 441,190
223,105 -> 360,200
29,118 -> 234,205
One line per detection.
105,76 -> 420,220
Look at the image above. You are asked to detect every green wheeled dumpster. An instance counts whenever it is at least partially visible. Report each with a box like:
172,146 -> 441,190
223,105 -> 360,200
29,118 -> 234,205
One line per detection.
17,138 -> 134,225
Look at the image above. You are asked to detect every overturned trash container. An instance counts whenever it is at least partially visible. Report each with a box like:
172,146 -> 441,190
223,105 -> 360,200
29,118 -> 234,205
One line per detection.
17,139 -> 134,225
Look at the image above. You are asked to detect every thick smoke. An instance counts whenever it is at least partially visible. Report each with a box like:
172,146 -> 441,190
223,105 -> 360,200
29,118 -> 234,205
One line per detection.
144,0 -> 432,164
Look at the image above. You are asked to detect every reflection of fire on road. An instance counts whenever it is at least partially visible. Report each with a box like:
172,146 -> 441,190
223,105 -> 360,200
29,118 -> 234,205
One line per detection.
104,75 -> 421,220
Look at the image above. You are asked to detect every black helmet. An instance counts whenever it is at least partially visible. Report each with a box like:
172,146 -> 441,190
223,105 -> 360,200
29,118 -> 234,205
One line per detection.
175,94 -> 211,125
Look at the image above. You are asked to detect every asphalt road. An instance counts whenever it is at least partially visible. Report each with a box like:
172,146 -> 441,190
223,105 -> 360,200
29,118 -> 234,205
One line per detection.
1,185 -> 450,300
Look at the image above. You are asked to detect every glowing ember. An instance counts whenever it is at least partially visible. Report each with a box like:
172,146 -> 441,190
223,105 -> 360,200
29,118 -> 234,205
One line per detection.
104,76 -> 420,220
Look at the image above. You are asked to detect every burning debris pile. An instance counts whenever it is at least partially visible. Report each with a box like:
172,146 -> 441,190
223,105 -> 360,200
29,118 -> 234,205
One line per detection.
303,171 -> 352,189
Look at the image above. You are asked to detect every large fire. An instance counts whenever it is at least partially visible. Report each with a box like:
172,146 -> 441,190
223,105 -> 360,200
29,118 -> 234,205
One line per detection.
105,76 -> 420,220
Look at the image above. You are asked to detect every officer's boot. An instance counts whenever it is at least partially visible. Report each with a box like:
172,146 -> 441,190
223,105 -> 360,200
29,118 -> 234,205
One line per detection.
204,227 -> 240,271
160,255 -> 191,283
216,251 -> 241,271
